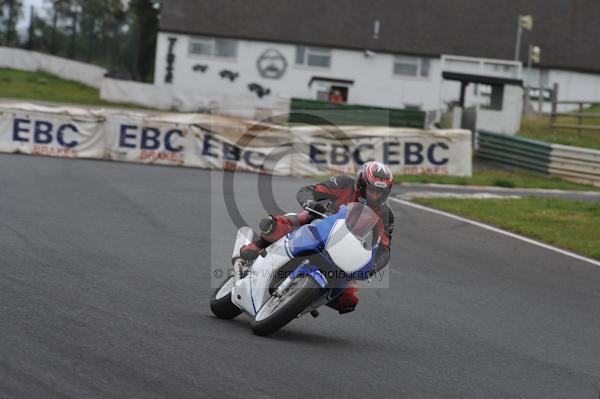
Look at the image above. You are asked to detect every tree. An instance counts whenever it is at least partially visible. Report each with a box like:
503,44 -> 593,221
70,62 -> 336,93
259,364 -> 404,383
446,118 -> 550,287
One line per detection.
3,0 -> 153,79
39,0 -> 126,67
129,0 -> 160,81
0,0 -> 24,46
43,0 -> 72,55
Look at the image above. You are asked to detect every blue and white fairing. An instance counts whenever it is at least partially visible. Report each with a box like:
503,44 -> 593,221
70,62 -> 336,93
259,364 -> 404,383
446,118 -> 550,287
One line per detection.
231,203 -> 379,316
285,204 -> 379,280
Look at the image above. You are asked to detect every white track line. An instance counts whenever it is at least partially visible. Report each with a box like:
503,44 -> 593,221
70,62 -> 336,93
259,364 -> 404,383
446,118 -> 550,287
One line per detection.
389,197 -> 600,268
399,183 -> 600,196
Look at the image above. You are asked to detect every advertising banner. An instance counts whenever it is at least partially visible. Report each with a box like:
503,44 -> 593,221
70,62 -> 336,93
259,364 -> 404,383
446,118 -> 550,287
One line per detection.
104,114 -> 192,167
0,103 -> 472,177
291,126 -> 472,177
0,104 -> 106,159
186,115 -> 294,175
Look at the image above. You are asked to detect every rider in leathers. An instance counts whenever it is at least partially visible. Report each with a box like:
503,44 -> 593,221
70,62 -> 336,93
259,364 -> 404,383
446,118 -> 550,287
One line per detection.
240,161 -> 395,314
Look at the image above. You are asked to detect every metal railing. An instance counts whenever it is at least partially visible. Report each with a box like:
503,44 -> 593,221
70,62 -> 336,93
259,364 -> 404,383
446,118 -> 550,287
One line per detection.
477,130 -> 600,187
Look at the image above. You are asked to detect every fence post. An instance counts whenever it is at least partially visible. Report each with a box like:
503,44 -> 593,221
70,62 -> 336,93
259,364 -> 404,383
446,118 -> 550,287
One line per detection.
577,102 -> 583,135
27,6 -> 35,50
523,85 -> 531,115
550,83 -> 558,129
538,81 -> 544,114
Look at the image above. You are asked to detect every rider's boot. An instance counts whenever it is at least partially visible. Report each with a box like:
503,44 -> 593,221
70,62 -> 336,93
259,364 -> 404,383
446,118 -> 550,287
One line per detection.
239,215 -> 294,261
327,282 -> 359,314
239,210 -> 314,261
239,238 -> 270,261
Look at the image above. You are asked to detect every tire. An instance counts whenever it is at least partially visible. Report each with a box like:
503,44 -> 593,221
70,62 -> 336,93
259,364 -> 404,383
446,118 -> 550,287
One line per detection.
210,276 -> 243,320
251,276 -> 324,336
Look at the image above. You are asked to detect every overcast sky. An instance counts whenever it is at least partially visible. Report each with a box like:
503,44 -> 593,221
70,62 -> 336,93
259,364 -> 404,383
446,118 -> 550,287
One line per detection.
19,0 -> 46,29
24,0 -> 45,15
19,0 -> 129,28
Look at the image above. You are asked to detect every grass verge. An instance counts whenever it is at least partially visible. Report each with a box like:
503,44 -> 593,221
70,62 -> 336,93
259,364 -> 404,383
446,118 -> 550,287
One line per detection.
395,167 -> 600,192
412,197 -> 600,260
519,115 -> 600,150
0,68 -> 144,109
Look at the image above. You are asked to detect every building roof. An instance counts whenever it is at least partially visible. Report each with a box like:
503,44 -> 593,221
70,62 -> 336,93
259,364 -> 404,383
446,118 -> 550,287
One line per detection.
160,0 -> 600,74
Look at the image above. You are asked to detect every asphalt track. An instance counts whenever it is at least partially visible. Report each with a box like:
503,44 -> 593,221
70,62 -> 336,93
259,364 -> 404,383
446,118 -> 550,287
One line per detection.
1,154 -> 599,399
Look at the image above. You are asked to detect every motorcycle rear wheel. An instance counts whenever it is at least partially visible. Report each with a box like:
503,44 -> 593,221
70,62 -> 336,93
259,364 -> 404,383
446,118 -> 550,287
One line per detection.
251,276 -> 323,336
210,276 -> 243,319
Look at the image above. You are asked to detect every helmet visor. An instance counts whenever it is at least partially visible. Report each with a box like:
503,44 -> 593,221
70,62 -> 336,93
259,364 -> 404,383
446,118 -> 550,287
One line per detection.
365,185 -> 388,205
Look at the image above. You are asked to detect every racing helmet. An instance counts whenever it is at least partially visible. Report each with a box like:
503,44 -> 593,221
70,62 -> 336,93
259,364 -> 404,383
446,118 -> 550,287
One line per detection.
355,161 -> 394,207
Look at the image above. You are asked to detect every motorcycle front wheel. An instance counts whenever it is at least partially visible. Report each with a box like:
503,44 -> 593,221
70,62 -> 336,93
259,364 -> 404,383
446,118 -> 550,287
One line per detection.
251,276 -> 324,336
210,276 -> 243,320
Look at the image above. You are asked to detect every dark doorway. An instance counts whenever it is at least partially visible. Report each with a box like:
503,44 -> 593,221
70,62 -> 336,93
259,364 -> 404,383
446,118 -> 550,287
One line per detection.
329,85 -> 348,103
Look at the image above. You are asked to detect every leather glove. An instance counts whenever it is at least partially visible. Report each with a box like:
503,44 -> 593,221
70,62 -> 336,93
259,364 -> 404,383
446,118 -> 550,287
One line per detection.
258,216 -> 277,235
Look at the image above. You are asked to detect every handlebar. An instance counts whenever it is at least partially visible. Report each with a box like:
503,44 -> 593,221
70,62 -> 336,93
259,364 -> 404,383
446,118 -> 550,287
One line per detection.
304,207 -> 328,219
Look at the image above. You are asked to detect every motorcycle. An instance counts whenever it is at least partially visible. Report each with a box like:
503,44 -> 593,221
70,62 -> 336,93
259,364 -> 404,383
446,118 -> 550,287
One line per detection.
210,202 -> 381,336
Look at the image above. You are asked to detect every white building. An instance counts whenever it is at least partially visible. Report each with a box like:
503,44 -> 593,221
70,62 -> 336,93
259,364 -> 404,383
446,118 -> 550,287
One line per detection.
155,34 -> 445,110
154,0 -> 600,120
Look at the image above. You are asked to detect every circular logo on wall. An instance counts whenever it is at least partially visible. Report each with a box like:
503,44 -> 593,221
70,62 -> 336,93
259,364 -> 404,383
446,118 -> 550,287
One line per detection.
256,49 -> 288,79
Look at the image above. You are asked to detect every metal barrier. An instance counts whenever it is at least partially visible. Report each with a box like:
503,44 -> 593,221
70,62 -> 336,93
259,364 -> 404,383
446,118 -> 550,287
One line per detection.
477,130 -> 600,187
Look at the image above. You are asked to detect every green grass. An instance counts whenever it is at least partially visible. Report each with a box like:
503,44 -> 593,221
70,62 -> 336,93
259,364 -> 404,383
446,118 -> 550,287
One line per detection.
518,107 -> 600,150
0,68 -> 144,109
413,197 -> 600,260
583,104 -> 600,113
395,167 -> 600,191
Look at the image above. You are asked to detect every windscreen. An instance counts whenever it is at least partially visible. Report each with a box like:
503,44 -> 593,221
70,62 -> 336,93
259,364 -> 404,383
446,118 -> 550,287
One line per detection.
344,202 -> 378,240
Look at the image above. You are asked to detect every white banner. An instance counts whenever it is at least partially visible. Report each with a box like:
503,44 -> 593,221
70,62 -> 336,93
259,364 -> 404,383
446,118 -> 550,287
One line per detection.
291,126 -> 472,177
0,104 -> 106,159
104,114 -> 193,167
0,103 -> 472,177
187,118 -> 294,175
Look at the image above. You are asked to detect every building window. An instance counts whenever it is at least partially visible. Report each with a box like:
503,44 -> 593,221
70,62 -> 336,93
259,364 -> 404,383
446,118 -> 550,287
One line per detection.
475,84 -> 504,110
393,56 -> 430,78
420,58 -> 430,77
189,36 -> 238,59
296,46 -> 331,68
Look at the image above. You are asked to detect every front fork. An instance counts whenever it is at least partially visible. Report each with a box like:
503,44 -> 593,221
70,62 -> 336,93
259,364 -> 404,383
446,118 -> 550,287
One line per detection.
274,261 -> 328,298
232,258 -> 246,282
